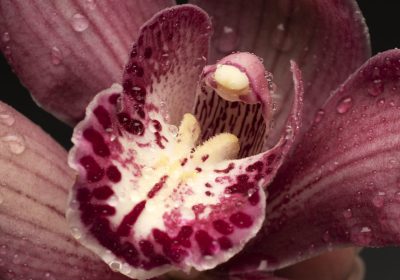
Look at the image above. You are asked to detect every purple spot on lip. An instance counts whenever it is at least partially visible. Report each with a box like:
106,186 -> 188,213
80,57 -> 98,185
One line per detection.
230,212 -> 253,228
218,236 -> 233,250
106,165 -> 121,183
117,200 -> 147,236
80,155 -> 104,182
147,175 -> 168,198
93,106 -> 112,130
93,185 -> 114,200
195,230 -> 215,256
83,128 -> 110,157
215,163 -> 235,173
213,219 -> 234,235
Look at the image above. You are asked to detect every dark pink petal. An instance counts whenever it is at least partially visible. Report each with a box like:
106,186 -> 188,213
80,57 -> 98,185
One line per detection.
0,101 -> 129,280
222,49 -> 400,272
0,0 -> 173,125
190,0 -> 370,145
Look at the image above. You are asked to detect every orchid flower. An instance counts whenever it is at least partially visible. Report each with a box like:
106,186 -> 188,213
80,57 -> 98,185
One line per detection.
0,1 -> 399,280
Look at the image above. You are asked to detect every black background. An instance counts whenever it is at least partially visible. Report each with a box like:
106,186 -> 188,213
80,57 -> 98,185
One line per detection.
0,1 -> 399,279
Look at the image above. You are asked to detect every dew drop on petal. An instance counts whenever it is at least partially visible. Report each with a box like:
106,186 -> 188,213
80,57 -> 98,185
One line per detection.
0,112 -> 15,126
351,226 -> 372,246
367,79 -> 384,97
271,23 -> 293,52
70,227 -> 82,239
2,32 -> 10,43
336,97 -> 353,114
342,208 -> 352,219
85,0 -> 96,10
372,192 -> 385,208
51,46 -> 63,65
216,25 -> 239,54
0,133 -> 26,154
71,14 -> 89,32
0,244 -> 7,255
109,261 -> 121,272
314,109 -> 325,123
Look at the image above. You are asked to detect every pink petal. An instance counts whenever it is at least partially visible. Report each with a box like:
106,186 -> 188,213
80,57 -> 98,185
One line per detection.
0,101 -> 129,280
190,0 -> 370,145
222,49 -> 400,272
0,0 -> 173,125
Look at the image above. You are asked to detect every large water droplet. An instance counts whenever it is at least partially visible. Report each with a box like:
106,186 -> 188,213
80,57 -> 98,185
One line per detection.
314,109 -> 325,123
336,97 -> 353,114
71,14 -> 89,32
216,26 -> 239,54
2,32 -> 10,43
0,112 -> 15,126
271,23 -> 293,52
0,133 -> 26,154
109,261 -> 121,272
51,46 -> 63,65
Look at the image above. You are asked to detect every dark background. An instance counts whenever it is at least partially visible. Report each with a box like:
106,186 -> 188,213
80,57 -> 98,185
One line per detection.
0,1 -> 399,279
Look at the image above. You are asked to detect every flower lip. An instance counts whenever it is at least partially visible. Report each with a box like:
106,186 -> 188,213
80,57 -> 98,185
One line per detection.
67,4 -> 304,280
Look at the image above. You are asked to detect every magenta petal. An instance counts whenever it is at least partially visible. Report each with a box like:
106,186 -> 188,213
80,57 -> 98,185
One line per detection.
0,101 -> 128,280
0,0 -> 173,125
223,50 -> 400,272
190,0 -> 370,144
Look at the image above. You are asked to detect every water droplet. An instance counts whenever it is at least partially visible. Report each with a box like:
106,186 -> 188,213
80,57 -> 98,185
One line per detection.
216,26 -> 239,54
342,208 -> 352,219
168,125 -> 178,137
70,227 -> 82,239
0,192 -> 3,205
2,32 -> 10,43
336,97 -> 353,114
109,261 -> 121,272
51,46 -> 63,65
12,254 -> 20,265
0,133 -> 26,154
85,0 -> 96,10
71,14 -> 89,32
322,230 -> 330,242
352,226 -> 372,246
0,112 -> 15,126
0,245 -> 7,255
394,191 -> 400,202
377,97 -> 385,106
271,23 -> 293,52
314,109 -> 325,123
368,79 -> 384,97
372,192 -> 385,208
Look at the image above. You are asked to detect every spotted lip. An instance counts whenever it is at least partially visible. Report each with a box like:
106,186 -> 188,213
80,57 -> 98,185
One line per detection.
66,4 -> 304,279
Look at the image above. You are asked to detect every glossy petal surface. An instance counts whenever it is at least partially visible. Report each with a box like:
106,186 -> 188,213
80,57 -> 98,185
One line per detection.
223,50 -> 400,272
0,0 -> 173,125
0,101 -> 128,280
191,0 -> 370,144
